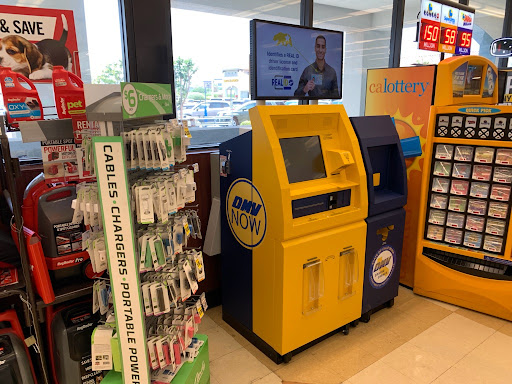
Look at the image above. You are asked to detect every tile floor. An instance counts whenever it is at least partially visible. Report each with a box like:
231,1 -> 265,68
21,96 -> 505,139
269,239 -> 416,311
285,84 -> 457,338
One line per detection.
200,286 -> 512,384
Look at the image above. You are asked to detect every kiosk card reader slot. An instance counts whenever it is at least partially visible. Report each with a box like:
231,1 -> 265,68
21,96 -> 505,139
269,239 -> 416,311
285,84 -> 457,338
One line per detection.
220,105 -> 368,363
292,190 -> 351,218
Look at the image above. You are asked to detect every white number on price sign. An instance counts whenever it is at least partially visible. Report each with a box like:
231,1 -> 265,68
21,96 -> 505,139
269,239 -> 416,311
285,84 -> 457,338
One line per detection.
123,84 -> 138,115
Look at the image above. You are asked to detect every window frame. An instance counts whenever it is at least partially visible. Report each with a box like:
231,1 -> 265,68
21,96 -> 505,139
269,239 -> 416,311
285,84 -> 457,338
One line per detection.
11,0 -> 512,162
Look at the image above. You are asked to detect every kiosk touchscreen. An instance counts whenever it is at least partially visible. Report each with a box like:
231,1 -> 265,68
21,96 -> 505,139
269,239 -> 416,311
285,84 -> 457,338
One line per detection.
415,56 -> 512,321
220,105 -> 368,362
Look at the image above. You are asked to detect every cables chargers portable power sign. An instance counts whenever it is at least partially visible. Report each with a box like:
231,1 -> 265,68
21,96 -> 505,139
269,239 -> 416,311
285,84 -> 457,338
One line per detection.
93,136 -> 150,384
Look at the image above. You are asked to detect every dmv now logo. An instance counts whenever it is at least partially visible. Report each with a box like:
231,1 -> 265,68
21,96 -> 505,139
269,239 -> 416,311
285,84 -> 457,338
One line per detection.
272,75 -> 293,90
226,178 -> 267,249
368,78 -> 430,97
370,245 -> 396,289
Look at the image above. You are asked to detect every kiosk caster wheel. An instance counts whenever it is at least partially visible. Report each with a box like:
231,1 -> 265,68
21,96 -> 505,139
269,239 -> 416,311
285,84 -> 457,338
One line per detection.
283,353 -> 292,364
360,312 -> 371,323
350,320 -> 359,327
387,298 -> 395,308
341,325 -> 350,335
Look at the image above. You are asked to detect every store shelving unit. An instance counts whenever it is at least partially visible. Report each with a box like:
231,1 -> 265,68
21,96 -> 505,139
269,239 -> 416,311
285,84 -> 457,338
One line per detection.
0,117 -> 50,384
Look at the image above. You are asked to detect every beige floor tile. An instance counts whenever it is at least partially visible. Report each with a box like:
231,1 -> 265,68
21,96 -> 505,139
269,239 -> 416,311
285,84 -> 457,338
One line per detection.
216,319 -> 252,347
408,326 -> 474,362
275,353 -> 342,384
210,348 -> 272,384
431,365 -> 483,384
362,306 -> 408,332
204,305 -> 252,348
455,308 -> 509,331
282,382 -> 313,384
422,297 -> 460,312
397,296 -> 452,325
354,328 -> 408,360
210,374 -> 221,384
251,373 -> 283,383
380,342 -> 455,383
203,325 -> 243,361
324,344 -> 379,381
207,305 -> 223,325
244,342 -> 282,372
430,313 -> 495,345
349,360 -> 420,384
198,314 -> 218,332
394,286 -> 416,308
436,335 -> 512,384
466,331 -> 512,367
386,310 -> 437,340
498,321 -> 512,337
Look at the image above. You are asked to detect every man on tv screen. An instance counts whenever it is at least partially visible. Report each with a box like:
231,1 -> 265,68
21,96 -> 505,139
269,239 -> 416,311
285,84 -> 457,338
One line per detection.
294,35 -> 339,98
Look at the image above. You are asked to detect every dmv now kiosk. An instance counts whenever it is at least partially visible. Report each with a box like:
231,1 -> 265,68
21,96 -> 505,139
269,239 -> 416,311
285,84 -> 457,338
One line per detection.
350,116 -> 407,322
415,55 -> 512,320
220,105 -> 368,363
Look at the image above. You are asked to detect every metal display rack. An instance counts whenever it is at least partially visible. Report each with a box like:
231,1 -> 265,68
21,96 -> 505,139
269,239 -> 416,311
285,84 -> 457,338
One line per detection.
0,117 -> 50,384
90,97 -> 210,383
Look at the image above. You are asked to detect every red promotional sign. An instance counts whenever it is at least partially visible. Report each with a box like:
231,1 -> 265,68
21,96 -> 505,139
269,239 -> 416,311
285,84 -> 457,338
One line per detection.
0,5 -> 80,81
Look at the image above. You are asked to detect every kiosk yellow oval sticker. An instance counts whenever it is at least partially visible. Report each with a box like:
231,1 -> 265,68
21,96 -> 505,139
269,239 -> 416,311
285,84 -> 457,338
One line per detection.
226,178 -> 267,249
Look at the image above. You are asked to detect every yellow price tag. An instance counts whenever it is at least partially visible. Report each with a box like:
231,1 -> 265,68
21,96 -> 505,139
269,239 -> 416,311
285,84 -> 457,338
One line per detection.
183,216 -> 191,236
196,302 -> 204,318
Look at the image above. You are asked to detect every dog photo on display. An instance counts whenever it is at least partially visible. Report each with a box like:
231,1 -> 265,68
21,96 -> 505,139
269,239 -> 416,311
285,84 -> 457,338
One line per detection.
0,14 -> 72,80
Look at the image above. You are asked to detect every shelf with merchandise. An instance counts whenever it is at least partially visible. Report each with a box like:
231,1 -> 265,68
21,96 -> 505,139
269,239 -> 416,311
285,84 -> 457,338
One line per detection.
75,104 -> 210,383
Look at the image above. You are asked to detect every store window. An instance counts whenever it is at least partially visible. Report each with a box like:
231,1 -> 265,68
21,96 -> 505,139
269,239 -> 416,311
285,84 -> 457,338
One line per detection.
313,0 -> 393,116
1,0 -> 125,160
470,0 -> 505,64
171,0 -> 300,147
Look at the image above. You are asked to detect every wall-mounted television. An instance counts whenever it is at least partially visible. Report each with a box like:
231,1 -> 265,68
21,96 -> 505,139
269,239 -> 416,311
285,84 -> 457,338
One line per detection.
250,19 -> 344,100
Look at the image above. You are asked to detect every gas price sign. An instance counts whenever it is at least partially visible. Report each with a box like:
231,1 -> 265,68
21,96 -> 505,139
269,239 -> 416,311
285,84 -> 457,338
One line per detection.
419,0 -> 474,56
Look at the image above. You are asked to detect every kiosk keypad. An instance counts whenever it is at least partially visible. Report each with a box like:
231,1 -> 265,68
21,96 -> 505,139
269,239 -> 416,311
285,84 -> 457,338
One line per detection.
436,114 -> 512,141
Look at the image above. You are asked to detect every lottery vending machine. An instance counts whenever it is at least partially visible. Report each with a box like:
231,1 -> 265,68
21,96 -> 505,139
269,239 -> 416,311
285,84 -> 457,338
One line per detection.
415,56 -> 512,321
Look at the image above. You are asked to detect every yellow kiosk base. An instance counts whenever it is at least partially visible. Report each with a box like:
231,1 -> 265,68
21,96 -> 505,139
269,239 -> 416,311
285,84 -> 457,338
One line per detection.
259,221 -> 367,356
415,254 -> 512,321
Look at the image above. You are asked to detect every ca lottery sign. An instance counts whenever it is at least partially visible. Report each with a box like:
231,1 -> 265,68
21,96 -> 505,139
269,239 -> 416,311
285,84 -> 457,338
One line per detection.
226,178 -> 267,249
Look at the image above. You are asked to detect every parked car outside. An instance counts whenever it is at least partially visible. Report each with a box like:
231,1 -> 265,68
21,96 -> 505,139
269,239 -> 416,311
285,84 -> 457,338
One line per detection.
226,100 -> 284,126
216,99 -> 249,116
183,101 -> 231,118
